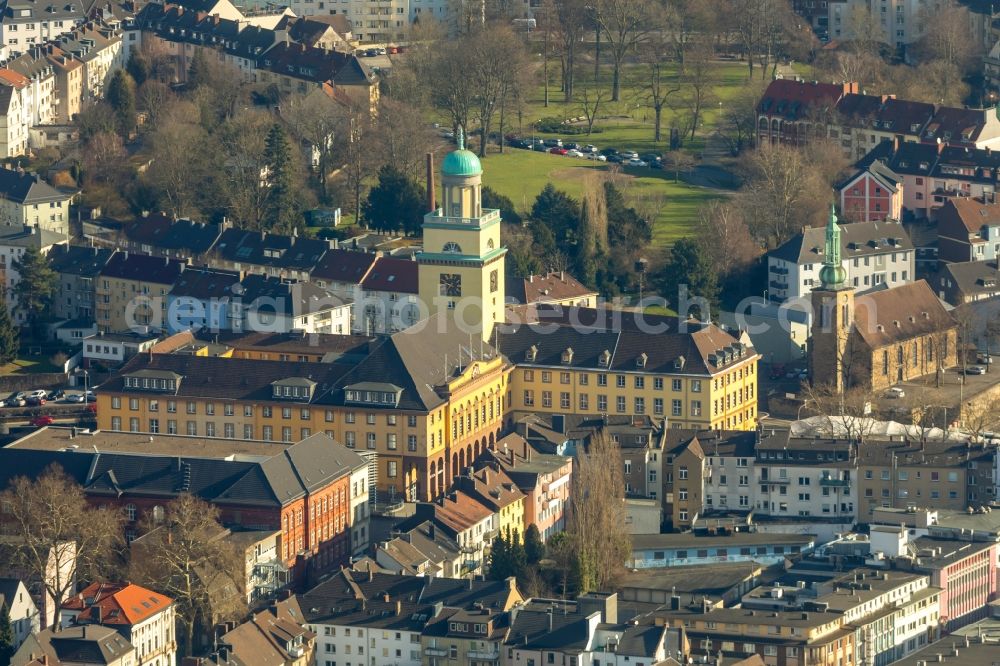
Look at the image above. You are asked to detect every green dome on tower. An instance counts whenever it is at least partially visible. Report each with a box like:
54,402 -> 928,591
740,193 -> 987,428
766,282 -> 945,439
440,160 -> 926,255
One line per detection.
441,128 -> 482,177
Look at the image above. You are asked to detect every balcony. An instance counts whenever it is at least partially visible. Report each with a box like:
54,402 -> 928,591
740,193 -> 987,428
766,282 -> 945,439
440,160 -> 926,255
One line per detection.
761,476 -> 791,484
768,280 -> 788,290
769,265 -> 790,275
468,649 -> 500,660
424,647 -> 449,657
819,477 -> 850,488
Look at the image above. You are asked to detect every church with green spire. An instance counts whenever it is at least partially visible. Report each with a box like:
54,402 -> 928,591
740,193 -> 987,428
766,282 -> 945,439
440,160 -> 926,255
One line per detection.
810,203 -> 857,393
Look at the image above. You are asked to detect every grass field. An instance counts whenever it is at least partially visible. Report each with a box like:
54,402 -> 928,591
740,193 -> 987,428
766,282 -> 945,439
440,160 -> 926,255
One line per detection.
480,149 -> 718,250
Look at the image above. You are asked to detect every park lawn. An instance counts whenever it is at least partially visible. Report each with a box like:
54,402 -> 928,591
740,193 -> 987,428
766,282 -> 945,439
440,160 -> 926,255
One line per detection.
0,357 -> 62,374
480,149 -> 722,251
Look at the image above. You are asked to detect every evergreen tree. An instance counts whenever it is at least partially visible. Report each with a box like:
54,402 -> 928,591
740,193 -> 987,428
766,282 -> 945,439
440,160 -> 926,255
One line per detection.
605,182 -> 652,252
657,238 -> 719,319
12,247 -> 56,337
506,528 -> 526,576
263,123 -> 297,232
187,49 -> 210,89
487,532 -> 510,580
524,524 -> 544,564
106,70 -> 137,138
363,165 -> 425,235
530,184 -> 582,248
0,604 -> 14,665
482,185 -> 521,226
126,50 -> 151,87
0,301 -> 19,365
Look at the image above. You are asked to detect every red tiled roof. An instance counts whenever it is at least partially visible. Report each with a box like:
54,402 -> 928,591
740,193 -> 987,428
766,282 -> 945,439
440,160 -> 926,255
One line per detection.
360,256 -> 418,294
758,79 -> 857,120
63,582 -> 173,626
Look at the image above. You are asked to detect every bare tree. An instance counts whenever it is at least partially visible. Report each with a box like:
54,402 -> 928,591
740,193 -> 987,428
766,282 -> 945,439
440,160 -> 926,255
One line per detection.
594,0 -> 660,101
0,465 -> 123,629
337,103 -> 376,226
375,97 -> 434,178
677,42 -> 717,139
568,428 -> 630,592
695,200 -> 760,276
143,101 -> 218,218
555,0 -> 589,102
130,495 -> 246,657
136,80 -> 172,129
218,109 -> 273,230
577,86 -> 607,135
636,35 -> 681,143
468,26 -> 526,157
718,79 -> 765,155
801,381 -> 880,444
282,91 -> 346,201
732,0 -> 766,79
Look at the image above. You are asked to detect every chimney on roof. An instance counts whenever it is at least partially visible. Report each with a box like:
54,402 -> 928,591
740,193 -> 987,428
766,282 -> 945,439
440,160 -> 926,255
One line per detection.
893,136 -> 900,154
938,141 -> 945,155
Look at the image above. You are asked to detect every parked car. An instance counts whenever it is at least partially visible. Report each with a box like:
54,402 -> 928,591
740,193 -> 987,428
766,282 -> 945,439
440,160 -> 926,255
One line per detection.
965,365 -> 987,375
884,387 -> 906,399
66,393 -> 86,404
86,391 -> 96,403
549,147 -> 569,155
620,151 -> 639,160
626,158 -> 649,167
976,354 -> 993,365
543,138 -> 563,147
640,153 -> 662,164
600,147 -> 619,157
362,48 -> 377,57
585,153 -> 607,161
606,154 -> 625,163
25,396 -> 46,407
563,142 -> 581,151
375,47 -> 387,55
1,392 -> 25,408
565,149 -> 584,157
583,144 -> 598,153
30,415 -> 54,427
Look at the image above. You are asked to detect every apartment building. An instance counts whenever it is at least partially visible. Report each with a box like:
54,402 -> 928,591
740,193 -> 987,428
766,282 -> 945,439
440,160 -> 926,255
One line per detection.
936,259 -> 1000,304
217,601 -> 314,666
0,427 -> 369,582
393,492 -> 497,577
61,583 -> 176,666
0,167 -> 71,234
96,252 -> 187,332
95,312 -> 511,504
756,79 -> 858,147
481,433 -> 572,541
829,94 -> 934,160
507,270 -> 599,308
4,46 -> 56,126
11,625 -> 136,666
450,464 -> 526,543
856,440 -> 996,516
375,519 -> 465,577
48,245 -> 112,323
0,77 -> 27,156
0,222 -> 66,325
836,159 -> 904,223
754,431 -> 857,522
354,255 -> 420,334
767,220 -> 914,304
0,0 -> 90,57
505,307 -> 760,431
936,196 -> 1000,264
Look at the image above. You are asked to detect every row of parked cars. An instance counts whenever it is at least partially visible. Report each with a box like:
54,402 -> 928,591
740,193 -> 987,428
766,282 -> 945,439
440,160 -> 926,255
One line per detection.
507,137 -> 666,169
0,388 -> 95,408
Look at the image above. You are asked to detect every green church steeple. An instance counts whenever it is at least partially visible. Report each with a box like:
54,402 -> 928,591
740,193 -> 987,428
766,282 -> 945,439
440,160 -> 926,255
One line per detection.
819,203 -> 847,290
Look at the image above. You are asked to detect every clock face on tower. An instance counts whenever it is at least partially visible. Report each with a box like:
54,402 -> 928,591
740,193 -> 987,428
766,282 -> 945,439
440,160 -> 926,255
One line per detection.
490,269 -> 498,293
439,273 -> 462,297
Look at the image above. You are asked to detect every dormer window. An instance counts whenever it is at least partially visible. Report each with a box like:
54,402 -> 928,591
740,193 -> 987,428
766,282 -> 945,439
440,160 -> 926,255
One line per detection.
271,378 -> 316,402
343,382 -> 402,406
636,352 -> 648,368
526,345 -> 538,363
598,350 -> 611,368
123,371 -> 181,392
561,347 -> 574,365
674,355 -> 685,370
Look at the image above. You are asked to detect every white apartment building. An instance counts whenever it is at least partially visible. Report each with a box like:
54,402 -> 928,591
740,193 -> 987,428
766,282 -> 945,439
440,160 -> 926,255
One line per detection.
0,0 -> 89,57
348,459 -> 371,557
0,80 -> 26,156
767,220 -> 914,305
0,223 -> 66,324
754,432 -> 858,522
703,444 -> 756,515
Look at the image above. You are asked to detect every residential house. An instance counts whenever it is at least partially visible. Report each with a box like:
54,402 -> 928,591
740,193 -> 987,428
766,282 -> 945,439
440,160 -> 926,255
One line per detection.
53,21 -> 124,103
96,252 -> 187,333
480,433 -> 572,541
375,519 -> 463,577
0,538 -> 76,630
47,245 -> 114,323
420,605 -> 508,666
0,222 -> 66,324
209,228 -> 332,281
273,14 -> 353,52
392,491 -> 497,577
254,41 -> 377,112
11,625 -> 136,666
0,578 -> 40,650
507,271 -> 599,308
766,220 -> 914,304
296,566 -> 522,666
115,214 -> 224,261
0,167 -> 72,234
82,331 -> 159,367
571,415 -> 665,500
836,159 -> 904,222
828,0 -> 992,52
221,529 -> 289,604
45,41 -> 84,123
0,76 -> 28,156
354,255 -> 419,334
0,428 -> 369,582
163,266 -> 241,334
0,0 -> 91,57
699,429 -> 757,519
217,600 -> 315,666
94,311 -> 511,504
227,274 -> 352,335
60,582 -> 176,666
450,465 -> 526,543
756,79 -> 859,146
936,259 -> 1000,304
505,306 -> 760,431
6,46 -> 57,126
936,196 -> 1000,264
830,94 -> 934,160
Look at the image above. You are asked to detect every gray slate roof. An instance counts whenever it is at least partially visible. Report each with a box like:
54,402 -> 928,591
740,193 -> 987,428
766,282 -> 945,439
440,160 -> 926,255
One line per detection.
770,220 -> 913,264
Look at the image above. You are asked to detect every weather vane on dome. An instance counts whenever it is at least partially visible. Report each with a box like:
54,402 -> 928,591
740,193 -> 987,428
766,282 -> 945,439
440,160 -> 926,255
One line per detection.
457,127 -> 465,151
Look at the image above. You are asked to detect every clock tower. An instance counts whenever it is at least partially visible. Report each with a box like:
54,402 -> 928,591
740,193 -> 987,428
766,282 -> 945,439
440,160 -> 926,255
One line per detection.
417,130 -> 506,343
